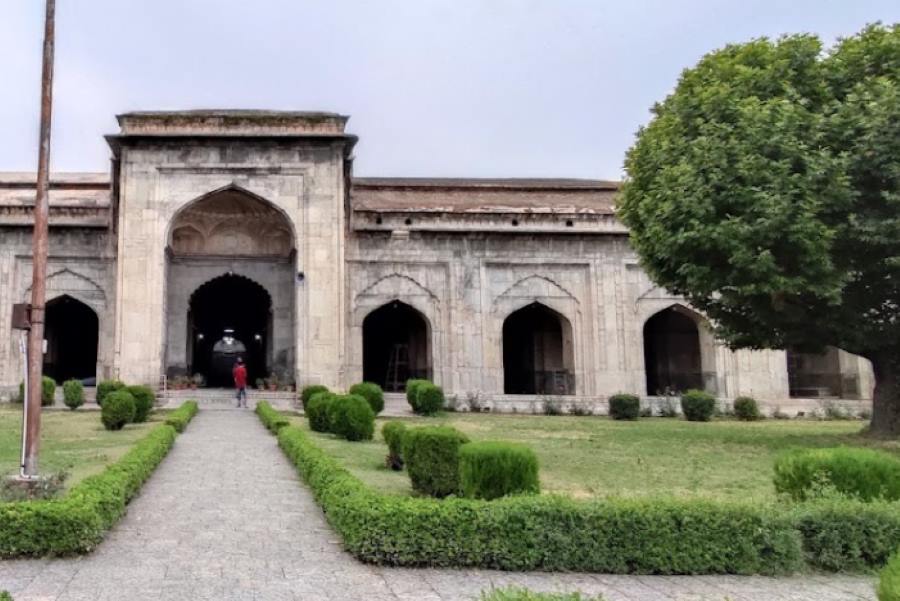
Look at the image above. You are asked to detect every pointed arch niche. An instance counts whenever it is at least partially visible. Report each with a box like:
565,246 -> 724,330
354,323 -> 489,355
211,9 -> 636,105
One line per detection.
164,186 -> 297,384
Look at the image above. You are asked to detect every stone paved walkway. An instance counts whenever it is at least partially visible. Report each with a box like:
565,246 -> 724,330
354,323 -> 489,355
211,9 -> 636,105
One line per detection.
0,409 -> 877,601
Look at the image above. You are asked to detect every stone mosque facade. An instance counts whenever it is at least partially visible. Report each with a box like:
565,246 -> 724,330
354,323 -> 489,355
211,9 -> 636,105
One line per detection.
0,111 -> 873,413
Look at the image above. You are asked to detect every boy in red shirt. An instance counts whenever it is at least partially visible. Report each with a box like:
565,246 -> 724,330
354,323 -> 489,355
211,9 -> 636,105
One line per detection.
233,357 -> 248,408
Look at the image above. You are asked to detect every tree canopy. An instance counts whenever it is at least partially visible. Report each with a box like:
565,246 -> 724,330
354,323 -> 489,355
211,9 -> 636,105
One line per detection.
619,24 -> 899,434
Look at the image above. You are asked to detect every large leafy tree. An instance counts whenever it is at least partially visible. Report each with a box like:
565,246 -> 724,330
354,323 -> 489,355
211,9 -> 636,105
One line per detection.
620,24 -> 900,435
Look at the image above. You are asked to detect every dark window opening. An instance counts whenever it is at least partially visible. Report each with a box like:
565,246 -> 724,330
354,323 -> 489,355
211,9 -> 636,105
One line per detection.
362,301 -> 431,392
43,295 -> 98,385
503,302 -> 574,395
643,307 -> 703,395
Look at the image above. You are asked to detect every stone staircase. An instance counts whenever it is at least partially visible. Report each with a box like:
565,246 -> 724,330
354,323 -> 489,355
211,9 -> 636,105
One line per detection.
157,388 -> 298,410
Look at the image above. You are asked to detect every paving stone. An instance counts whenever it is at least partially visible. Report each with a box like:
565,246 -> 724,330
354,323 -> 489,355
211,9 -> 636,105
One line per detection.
0,408 -> 879,601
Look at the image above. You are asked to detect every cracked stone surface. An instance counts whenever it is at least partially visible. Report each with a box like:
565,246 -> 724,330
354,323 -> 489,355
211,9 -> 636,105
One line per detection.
0,408 -> 877,601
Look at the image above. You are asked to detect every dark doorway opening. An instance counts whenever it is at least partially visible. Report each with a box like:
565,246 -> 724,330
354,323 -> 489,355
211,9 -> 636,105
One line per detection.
362,301 -> 431,392
43,295 -> 98,384
188,274 -> 271,387
643,307 -> 703,395
503,302 -> 574,395
787,348 -> 848,398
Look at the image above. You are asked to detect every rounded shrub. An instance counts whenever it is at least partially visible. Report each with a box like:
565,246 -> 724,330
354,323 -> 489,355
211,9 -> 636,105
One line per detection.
329,394 -> 375,441
405,379 -> 429,412
415,383 -> 445,416
879,550 -> 900,601
459,441 -> 540,500
608,393 -> 640,420
349,382 -> 385,415
774,447 -> 900,502
62,379 -> 84,410
40,376 -> 56,406
126,385 -> 155,423
382,421 -> 407,470
403,426 -> 470,497
101,390 -> 136,431
301,384 -> 329,410
306,391 -> 336,433
733,396 -> 761,421
97,379 -> 125,406
681,389 -> 715,422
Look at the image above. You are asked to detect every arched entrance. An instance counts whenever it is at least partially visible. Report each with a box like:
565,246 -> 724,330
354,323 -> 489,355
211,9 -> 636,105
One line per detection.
43,295 -> 98,384
643,306 -> 703,395
502,302 -> 574,395
362,300 -> 431,392
165,186 -> 295,386
188,275 -> 271,387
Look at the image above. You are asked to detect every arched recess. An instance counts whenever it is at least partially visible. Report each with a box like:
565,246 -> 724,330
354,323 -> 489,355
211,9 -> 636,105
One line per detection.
165,185 -> 296,385
187,274 -> 272,387
502,302 -> 575,395
362,300 -> 432,392
43,295 -> 99,384
642,304 -> 716,395
787,347 -> 872,399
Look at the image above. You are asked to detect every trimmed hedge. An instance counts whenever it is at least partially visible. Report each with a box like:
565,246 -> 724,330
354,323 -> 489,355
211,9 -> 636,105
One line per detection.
0,591 -> 10,601
96,379 -> 125,406
256,401 -> 290,433
101,390 -> 136,431
301,385 -> 330,410
879,550 -> 900,601
415,383 -> 445,416
17,377 -> 56,406
681,390 -> 715,422
733,396 -> 761,421
63,379 -> 84,410
608,393 -> 640,421
774,448 -> 900,502
164,400 -> 199,433
406,379 -> 429,412
329,394 -> 375,441
307,392 -> 336,433
382,421 -> 407,470
0,406 -> 194,557
270,423 -> 802,574
403,426 -> 470,497
349,382 -> 385,415
126,385 -> 155,423
460,442 -> 540,500
791,498 -> 900,571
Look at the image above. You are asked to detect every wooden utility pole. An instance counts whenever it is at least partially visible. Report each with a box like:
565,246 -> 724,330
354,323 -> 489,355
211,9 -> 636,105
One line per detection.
24,0 -> 57,478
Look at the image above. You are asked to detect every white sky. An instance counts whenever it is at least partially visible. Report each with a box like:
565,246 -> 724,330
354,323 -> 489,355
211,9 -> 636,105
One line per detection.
1,1 -> 898,180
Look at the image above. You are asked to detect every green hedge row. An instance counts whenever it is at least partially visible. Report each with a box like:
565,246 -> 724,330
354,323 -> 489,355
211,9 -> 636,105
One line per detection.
272,423 -> 801,574
164,400 -> 199,433
880,550 -> 900,601
256,401 -> 290,433
774,447 -> 900,503
0,415 -> 188,557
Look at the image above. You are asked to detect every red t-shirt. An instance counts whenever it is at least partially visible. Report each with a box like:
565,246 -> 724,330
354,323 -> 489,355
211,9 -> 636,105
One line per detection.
233,364 -> 247,388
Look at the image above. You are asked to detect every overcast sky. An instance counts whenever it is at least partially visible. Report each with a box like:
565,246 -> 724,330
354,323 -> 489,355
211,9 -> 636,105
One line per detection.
1,1 -> 898,180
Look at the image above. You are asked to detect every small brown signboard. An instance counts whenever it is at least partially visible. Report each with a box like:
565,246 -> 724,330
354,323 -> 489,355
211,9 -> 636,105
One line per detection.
11,303 -> 31,330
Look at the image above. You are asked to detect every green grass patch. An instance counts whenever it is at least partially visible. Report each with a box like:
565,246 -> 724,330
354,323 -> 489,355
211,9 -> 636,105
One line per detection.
291,413 -> 899,502
0,407 -> 168,487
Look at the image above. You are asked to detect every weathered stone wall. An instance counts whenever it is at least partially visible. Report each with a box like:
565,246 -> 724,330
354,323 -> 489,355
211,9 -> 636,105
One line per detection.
343,229 -> 871,405
113,138 -> 348,387
0,227 -> 116,398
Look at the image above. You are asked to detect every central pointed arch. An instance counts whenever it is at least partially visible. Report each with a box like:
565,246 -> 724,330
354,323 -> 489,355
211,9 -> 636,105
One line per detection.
43,295 -> 99,384
164,185 -> 297,385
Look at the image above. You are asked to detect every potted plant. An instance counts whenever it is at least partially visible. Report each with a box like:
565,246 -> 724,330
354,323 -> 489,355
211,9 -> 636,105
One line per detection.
255,378 -> 265,391
191,373 -> 203,389
267,374 -> 279,391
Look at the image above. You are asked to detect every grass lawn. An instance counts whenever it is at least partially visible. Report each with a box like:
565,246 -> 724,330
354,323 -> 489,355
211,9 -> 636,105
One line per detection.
0,407 -> 166,489
292,413 -> 900,502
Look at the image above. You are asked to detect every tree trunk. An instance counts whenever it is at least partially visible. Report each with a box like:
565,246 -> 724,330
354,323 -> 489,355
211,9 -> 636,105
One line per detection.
869,353 -> 900,437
